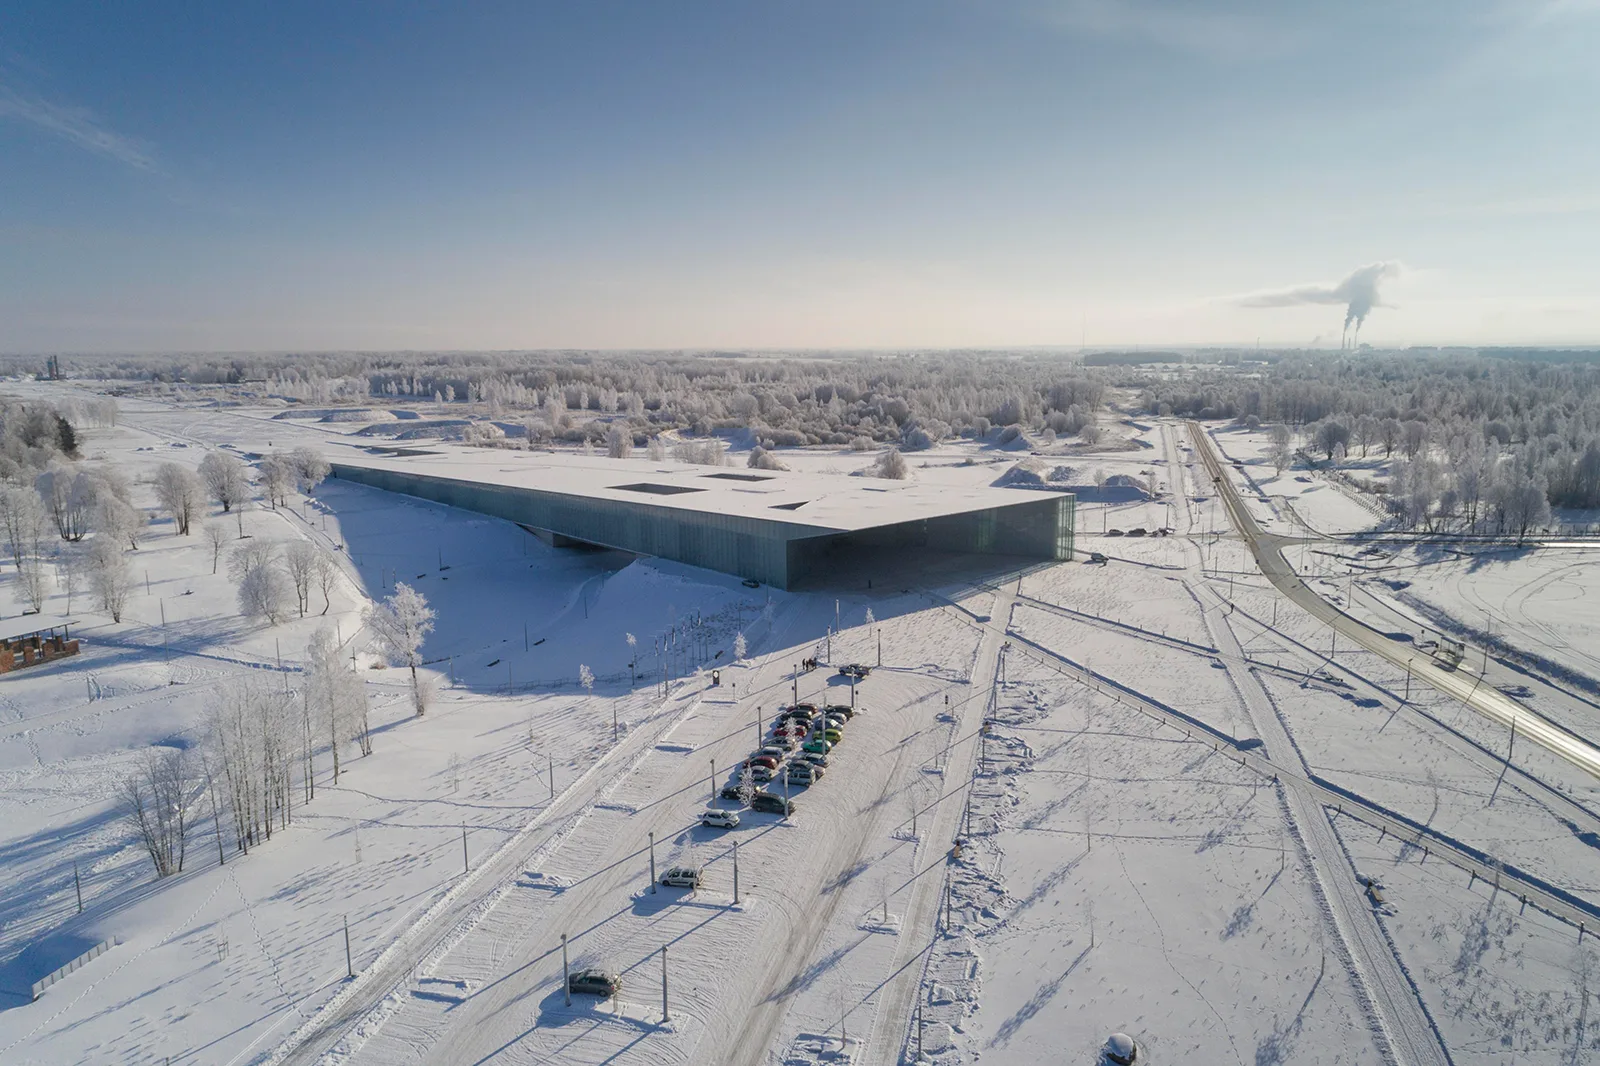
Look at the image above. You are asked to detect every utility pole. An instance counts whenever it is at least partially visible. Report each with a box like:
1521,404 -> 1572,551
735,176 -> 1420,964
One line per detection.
562,933 -> 571,1006
661,946 -> 670,1023
732,840 -> 740,904
793,664 -> 799,707
710,758 -> 716,803
344,915 -> 352,977
74,862 -> 83,913
461,827 -> 468,873
548,753 -> 554,802
649,831 -> 657,893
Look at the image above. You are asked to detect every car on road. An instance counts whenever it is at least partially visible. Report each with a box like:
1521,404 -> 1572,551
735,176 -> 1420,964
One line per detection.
1106,528 -> 1124,537
837,664 -> 871,679
802,739 -> 832,754
701,809 -> 740,829
568,968 -> 621,997
750,791 -> 797,815
1087,552 -> 1109,564
659,865 -> 702,888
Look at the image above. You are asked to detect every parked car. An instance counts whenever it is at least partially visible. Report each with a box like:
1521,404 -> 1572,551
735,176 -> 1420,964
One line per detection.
749,765 -> 774,783
1106,529 -> 1125,537
1128,527 -> 1148,537
796,751 -> 830,768
822,728 -> 843,743
837,664 -> 871,679
659,865 -> 702,888
743,755 -> 778,771
773,724 -> 804,738
787,764 -> 822,783
790,702 -> 818,713
823,704 -> 856,718
750,791 -> 797,815
824,715 -> 848,730
720,784 -> 747,802
701,809 -> 740,829
1087,552 -> 1109,564
568,968 -> 621,997
802,739 -> 832,754
759,745 -> 788,761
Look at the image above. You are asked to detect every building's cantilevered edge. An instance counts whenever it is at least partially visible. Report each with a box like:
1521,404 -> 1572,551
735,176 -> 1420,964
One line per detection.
330,455 -> 1073,589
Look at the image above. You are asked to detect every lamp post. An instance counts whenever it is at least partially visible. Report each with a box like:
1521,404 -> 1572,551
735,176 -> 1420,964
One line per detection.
649,831 -> 657,893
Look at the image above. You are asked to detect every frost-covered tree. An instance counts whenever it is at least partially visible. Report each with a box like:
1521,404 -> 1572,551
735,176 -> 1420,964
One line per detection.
871,446 -> 909,480
606,425 -> 632,459
282,540 -> 320,617
579,663 -> 594,695
203,521 -> 228,574
0,484 -> 49,571
305,627 -> 369,782
289,447 -> 331,492
258,453 -> 296,509
733,631 -> 746,661
18,555 -> 50,613
748,446 -> 787,471
88,534 -> 131,622
153,462 -> 206,535
1268,424 -> 1294,476
231,541 -> 290,624
368,583 -> 434,715
117,747 -> 192,878
198,452 -> 250,513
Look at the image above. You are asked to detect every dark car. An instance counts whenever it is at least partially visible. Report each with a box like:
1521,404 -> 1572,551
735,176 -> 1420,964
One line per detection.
1128,527 -> 1148,537
823,704 -> 856,718
568,968 -> 621,997
750,791 -> 796,815
720,784 -> 746,801
1106,529 -> 1125,537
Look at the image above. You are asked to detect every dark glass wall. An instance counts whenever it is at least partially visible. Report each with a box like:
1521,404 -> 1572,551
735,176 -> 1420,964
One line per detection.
333,464 -> 1072,589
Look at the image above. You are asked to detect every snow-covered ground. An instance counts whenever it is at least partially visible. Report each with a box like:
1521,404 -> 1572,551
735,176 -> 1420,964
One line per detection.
4,390 -> 1600,1065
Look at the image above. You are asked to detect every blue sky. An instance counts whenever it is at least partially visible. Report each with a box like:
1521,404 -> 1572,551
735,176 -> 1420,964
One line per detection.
2,1 -> 1597,351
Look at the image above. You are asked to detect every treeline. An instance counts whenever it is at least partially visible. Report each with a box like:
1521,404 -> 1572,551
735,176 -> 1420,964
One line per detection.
1146,352 -> 1600,514
34,351 -> 1111,452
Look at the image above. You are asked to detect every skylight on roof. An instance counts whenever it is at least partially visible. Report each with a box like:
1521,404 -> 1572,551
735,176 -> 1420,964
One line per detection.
702,473 -> 775,483
611,483 -> 705,496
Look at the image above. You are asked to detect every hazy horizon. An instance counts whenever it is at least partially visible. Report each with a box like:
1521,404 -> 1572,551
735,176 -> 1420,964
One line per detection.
4,1 -> 1598,352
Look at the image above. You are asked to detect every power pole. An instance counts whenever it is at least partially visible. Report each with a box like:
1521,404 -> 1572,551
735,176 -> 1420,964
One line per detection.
548,753 -> 554,802
344,915 -> 352,977
562,933 -> 571,1006
661,946 -> 670,1023
461,827 -> 468,873
74,862 -> 83,913
732,840 -> 740,904
649,831 -> 657,893
710,758 -> 716,803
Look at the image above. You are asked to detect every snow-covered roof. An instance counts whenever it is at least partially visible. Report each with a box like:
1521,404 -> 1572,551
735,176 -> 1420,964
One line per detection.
327,443 -> 1067,535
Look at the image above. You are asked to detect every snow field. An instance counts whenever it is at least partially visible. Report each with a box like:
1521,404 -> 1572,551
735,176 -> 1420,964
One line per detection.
942,650 -> 1384,1065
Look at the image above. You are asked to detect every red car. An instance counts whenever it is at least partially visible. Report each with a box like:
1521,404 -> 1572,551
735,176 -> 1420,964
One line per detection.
773,724 -> 804,738
743,755 -> 779,771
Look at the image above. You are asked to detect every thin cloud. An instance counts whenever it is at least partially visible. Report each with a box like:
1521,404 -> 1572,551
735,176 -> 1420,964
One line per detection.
1035,0 -> 1303,60
0,81 -> 157,173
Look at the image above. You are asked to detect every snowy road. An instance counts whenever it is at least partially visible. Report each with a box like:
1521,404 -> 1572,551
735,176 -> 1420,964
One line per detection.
1189,421 -> 1600,782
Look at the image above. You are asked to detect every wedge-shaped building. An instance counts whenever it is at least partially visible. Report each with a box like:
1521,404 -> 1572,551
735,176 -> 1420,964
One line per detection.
330,447 -> 1073,589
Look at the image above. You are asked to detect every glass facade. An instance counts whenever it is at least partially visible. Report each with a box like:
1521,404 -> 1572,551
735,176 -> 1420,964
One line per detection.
333,464 -> 1072,589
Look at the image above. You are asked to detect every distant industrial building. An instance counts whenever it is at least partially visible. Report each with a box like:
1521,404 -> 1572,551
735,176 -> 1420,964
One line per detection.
330,447 -> 1073,589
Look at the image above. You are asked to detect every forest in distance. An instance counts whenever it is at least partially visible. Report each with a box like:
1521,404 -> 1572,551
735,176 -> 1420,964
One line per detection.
5,346 -> 1599,535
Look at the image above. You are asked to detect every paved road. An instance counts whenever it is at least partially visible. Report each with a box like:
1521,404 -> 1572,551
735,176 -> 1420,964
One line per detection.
1187,421 -> 1600,781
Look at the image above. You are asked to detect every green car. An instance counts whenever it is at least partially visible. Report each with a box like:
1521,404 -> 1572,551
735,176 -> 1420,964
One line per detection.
823,728 -> 843,743
802,739 -> 832,755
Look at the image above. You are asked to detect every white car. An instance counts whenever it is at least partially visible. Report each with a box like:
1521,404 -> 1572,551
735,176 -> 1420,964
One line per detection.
701,809 -> 740,829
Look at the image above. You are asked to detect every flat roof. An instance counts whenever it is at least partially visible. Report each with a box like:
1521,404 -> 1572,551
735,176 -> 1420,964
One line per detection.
328,444 -> 1066,535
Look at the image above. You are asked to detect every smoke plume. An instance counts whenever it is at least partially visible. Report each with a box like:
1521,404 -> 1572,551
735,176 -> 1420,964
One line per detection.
1234,261 -> 1402,347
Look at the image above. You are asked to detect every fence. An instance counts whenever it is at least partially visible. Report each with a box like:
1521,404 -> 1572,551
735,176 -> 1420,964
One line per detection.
31,937 -> 118,1000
